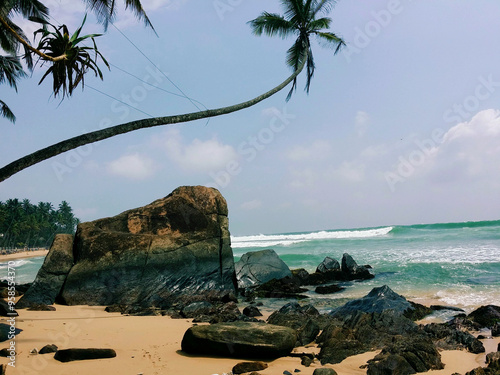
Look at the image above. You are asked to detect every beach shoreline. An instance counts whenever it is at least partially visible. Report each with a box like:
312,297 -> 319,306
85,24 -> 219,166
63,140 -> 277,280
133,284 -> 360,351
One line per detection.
2,303 -> 498,375
0,249 -> 48,262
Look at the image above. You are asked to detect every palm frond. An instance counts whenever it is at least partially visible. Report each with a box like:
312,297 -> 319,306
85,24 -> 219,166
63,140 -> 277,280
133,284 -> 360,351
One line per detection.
305,46 -> 315,93
0,99 -> 16,123
315,31 -> 345,54
281,0 -> 305,22
35,16 -> 109,98
248,12 -> 295,39
84,0 -> 154,31
0,55 -> 26,90
286,37 -> 307,101
309,17 -> 331,31
12,0 -> 49,21
124,0 -> 155,31
312,0 -> 337,16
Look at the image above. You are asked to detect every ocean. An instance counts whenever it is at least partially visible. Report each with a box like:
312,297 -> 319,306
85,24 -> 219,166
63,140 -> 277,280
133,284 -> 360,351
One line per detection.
232,220 -> 500,313
2,219 -> 499,314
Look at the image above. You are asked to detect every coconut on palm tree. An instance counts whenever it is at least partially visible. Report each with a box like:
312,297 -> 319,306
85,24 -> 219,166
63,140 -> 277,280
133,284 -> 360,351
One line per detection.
0,0 -> 345,182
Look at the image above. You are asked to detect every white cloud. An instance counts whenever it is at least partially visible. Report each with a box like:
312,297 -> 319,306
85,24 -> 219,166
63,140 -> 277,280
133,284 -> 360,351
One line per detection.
355,111 -> 370,137
160,129 -> 239,172
107,153 -> 157,180
286,140 -> 332,162
427,109 -> 500,182
240,199 -> 262,211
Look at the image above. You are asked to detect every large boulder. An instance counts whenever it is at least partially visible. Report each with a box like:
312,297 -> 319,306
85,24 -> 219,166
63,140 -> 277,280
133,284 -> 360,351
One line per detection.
367,336 -> 444,374
59,186 -> 236,306
181,321 -> 296,358
330,285 -> 423,319
316,257 -> 340,273
341,253 -> 374,280
16,234 -> 74,308
467,305 -> 500,328
235,249 -> 291,289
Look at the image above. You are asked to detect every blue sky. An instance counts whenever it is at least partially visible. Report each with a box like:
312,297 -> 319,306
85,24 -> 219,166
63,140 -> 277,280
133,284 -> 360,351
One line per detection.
2,0 -> 500,235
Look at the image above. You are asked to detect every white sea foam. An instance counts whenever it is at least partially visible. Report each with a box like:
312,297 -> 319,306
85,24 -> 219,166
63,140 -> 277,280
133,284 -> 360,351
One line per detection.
231,227 -> 393,248
0,259 -> 33,269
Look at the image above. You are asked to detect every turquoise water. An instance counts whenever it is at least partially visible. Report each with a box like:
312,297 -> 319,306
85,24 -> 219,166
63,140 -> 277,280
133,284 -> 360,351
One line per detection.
232,220 -> 500,312
2,220 -> 499,313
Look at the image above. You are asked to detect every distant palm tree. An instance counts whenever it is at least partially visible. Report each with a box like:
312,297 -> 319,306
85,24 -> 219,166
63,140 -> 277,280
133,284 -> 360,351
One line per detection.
0,0 -> 345,182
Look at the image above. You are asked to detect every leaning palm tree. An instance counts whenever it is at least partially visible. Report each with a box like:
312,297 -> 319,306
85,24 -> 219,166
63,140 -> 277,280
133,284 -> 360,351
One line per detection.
0,0 -> 345,182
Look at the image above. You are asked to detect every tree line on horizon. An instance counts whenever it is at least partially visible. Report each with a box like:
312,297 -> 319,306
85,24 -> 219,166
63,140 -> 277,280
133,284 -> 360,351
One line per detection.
0,198 -> 79,249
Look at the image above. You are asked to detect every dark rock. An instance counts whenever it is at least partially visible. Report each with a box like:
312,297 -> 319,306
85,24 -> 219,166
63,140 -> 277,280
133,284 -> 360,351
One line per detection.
297,319 -> 320,346
232,361 -> 268,374
181,301 -> 214,318
367,335 -> 444,374
487,352 -> 500,369
422,323 -> 485,353
468,305 -> 500,328
284,371 -> 292,375
58,186 -> 236,307
330,285 -> 430,320
54,348 -> 116,362
318,310 -> 418,365
0,323 -> 21,342
26,304 -> 56,311
39,344 -> 58,354
316,257 -> 340,274
0,348 -> 14,357
16,234 -> 74,308
430,305 -> 465,312
252,276 -> 309,299
406,301 -> 434,321
235,249 -> 291,289
181,322 -> 296,358
341,253 -> 374,280
315,284 -> 345,295
0,364 -> 5,375
267,302 -> 332,331
301,356 -> 313,367
243,305 -> 263,317
291,269 -> 310,285
313,368 -> 338,375
0,299 -> 16,317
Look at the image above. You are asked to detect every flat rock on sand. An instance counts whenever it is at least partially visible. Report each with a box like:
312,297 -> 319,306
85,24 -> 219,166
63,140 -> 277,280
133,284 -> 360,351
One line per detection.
181,321 -> 297,358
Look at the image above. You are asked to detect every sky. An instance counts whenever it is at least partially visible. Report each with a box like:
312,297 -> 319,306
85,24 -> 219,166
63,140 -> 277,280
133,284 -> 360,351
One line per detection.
2,0 -> 500,235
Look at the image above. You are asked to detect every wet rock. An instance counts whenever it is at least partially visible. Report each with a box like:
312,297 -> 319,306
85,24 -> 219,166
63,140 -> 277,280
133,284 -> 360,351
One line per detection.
316,257 -> 340,274
313,368 -> 338,375
181,321 -> 296,359
243,305 -> 263,318
39,344 -> 58,354
181,301 -> 214,318
16,234 -> 74,308
301,356 -> 313,367
315,284 -> 344,295
367,336 -> 444,374
330,285 -> 430,320
232,361 -> 268,374
341,253 -> 374,281
251,276 -> 309,299
468,305 -> 500,328
235,249 -> 292,289
54,348 -> 117,362
422,322 -> 485,353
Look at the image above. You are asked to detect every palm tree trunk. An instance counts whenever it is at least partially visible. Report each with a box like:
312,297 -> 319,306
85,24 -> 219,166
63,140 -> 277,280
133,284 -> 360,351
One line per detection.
0,15 -> 66,62
0,56 -> 307,183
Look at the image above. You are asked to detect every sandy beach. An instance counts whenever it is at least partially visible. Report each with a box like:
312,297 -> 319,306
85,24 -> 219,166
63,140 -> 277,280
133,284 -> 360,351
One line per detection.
0,250 -> 48,262
2,303 -> 498,375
